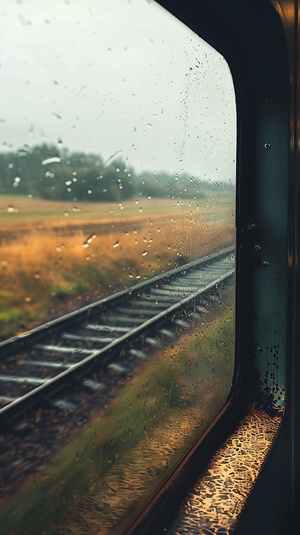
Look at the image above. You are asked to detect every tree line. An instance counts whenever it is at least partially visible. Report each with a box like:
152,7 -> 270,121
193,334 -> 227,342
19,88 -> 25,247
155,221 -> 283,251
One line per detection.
0,143 -> 234,202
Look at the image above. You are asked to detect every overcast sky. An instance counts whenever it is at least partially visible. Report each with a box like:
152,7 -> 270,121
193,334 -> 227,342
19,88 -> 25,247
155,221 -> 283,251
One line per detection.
0,0 -> 236,181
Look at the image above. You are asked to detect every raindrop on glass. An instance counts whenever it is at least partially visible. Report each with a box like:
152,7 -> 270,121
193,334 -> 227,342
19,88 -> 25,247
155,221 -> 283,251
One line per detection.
42,156 -> 61,166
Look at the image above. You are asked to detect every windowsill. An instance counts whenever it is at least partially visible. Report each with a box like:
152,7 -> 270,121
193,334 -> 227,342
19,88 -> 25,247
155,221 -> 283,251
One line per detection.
161,405 -> 283,534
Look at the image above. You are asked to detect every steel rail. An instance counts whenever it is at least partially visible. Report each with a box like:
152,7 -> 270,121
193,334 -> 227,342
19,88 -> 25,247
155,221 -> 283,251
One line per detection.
0,246 -> 234,424
0,245 -> 234,355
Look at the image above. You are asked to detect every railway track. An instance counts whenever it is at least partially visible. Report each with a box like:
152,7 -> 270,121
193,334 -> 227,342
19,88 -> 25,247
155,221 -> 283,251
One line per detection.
0,245 -> 234,425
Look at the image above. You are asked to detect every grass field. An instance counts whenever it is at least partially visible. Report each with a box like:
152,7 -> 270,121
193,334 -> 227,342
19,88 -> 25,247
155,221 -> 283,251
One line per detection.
0,193 -> 235,338
0,194 -> 233,224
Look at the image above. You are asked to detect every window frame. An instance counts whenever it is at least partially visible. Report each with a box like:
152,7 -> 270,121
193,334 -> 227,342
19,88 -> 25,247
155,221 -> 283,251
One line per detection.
126,1 -> 298,533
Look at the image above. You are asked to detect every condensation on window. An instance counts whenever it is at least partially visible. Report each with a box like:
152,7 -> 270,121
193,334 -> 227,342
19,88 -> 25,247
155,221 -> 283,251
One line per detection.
0,1 -> 236,533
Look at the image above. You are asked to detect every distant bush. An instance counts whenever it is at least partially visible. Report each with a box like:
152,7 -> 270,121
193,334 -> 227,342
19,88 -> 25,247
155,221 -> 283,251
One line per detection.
0,143 -> 234,202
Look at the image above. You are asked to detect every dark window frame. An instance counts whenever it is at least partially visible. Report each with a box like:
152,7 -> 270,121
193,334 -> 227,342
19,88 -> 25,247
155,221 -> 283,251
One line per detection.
126,1 -> 299,534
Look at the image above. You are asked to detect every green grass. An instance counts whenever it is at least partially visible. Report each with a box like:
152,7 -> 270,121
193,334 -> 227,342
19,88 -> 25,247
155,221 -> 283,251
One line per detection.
0,307 -> 22,323
53,281 -> 88,300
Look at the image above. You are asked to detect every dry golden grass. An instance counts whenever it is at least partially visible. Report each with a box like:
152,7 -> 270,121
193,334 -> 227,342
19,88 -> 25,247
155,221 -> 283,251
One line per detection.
0,195 -> 234,338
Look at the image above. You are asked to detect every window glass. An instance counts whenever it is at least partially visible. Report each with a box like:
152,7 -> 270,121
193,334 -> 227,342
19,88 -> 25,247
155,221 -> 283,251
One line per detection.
0,1 -> 236,533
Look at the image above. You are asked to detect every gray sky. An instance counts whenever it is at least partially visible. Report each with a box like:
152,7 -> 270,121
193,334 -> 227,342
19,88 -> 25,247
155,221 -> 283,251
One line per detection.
0,0 -> 236,181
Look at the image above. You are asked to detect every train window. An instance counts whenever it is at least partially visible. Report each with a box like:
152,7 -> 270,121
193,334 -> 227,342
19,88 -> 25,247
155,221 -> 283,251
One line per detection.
0,0 -> 236,533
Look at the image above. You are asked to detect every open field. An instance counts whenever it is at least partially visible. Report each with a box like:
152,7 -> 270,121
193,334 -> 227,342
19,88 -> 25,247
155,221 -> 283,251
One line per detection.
0,193 -> 233,229
0,193 -> 235,339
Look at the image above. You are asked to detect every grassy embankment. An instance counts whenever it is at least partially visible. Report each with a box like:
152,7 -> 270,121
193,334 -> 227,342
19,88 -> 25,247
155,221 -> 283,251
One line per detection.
0,303 -> 234,535
0,193 -> 234,338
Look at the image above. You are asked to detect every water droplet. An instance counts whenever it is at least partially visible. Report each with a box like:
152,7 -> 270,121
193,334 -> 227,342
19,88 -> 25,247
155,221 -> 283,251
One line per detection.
147,123 -> 152,128
142,251 -> 147,256
42,156 -> 61,165
7,205 -> 18,213
82,234 -> 96,248
13,176 -> 21,188
264,143 -> 271,150
113,241 -> 120,248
